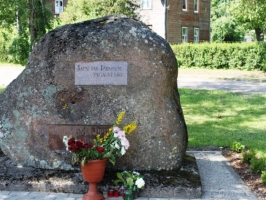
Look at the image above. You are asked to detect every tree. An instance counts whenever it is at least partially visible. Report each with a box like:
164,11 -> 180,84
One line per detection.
211,0 -> 245,42
58,0 -> 139,25
0,0 -> 52,64
232,0 -> 266,42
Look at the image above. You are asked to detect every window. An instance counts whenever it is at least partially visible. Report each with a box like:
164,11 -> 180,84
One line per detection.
194,28 -> 199,43
182,27 -> 188,43
55,0 -> 63,14
194,0 -> 199,12
141,0 -> 152,9
183,0 -> 187,10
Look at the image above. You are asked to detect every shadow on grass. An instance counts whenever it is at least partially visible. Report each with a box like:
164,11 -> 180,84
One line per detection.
179,89 -> 266,152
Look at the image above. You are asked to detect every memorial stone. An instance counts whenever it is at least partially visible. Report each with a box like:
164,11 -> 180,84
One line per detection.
0,15 -> 188,170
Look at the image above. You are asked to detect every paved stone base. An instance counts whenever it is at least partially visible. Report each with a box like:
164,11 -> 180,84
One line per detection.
0,154 -> 201,199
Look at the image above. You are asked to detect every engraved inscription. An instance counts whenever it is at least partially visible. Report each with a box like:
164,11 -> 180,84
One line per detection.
48,125 -> 111,150
75,61 -> 127,85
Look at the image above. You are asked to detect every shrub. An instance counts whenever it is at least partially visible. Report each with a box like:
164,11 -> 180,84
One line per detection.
250,157 -> 266,174
242,149 -> 256,164
171,42 -> 266,71
262,171 -> 266,186
230,141 -> 245,153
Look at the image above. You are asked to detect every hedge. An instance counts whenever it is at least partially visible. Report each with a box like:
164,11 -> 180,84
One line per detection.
171,42 -> 266,71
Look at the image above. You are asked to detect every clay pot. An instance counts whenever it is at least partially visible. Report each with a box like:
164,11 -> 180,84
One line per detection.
81,159 -> 108,200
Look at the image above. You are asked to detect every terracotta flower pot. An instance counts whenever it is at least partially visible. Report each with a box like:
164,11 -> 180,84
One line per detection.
81,159 -> 108,200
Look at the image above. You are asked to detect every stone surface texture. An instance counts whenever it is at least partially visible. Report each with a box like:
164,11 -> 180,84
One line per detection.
0,15 -> 187,170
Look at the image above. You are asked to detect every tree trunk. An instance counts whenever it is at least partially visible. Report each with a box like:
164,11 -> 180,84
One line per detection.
255,28 -> 263,42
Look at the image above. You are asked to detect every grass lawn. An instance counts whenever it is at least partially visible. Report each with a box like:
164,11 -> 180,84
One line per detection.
179,88 -> 266,154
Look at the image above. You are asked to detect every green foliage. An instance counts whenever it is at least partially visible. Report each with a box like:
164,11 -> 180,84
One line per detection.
230,142 -> 245,153
262,171 -> 266,186
232,0 -> 266,41
211,1 -> 244,42
172,43 -> 266,71
114,171 -> 145,191
242,149 -> 256,164
8,32 -> 30,65
58,0 -> 139,26
250,156 -> 266,174
0,0 -> 52,64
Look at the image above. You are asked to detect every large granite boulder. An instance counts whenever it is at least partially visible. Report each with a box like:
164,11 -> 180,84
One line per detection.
0,15 -> 187,170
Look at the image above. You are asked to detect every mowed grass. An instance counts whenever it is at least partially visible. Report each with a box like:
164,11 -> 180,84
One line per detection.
179,88 -> 266,153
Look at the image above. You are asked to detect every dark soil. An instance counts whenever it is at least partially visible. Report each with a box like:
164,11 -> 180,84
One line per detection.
222,147 -> 266,200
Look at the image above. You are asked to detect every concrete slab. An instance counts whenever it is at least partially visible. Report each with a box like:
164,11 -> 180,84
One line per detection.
0,151 -> 258,200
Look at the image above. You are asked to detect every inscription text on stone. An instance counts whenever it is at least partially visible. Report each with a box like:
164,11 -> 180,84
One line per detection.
75,61 -> 127,85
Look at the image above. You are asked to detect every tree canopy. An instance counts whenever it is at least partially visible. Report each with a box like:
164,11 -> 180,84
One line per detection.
232,0 -> 266,41
58,0 -> 139,25
0,0 -> 52,64
211,0 -> 245,42
0,0 -> 139,64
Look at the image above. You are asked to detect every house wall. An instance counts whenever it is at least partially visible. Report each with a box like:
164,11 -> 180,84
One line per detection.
138,1 -> 166,39
45,0 -> 68,15
167,0 -> 210,43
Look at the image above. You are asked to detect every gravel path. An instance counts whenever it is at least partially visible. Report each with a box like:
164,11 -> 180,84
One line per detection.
0,66 -> 24,87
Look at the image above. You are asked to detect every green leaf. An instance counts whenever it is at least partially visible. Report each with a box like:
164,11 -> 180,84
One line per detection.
81,158 -> 86,166
117,172 -> 123,180
126,177 -> 134,187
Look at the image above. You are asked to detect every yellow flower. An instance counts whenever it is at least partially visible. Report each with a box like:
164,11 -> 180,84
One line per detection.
115,111 -> 125,126
62,103 -> 68,110
123,121 -> 137,135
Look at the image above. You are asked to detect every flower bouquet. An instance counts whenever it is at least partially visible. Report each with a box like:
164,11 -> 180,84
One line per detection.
114,171 -> 145,199
62,111 -> 137,200
63,111 -> 137,166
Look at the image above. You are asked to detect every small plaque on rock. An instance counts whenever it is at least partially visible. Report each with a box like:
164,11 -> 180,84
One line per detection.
75,61 -> 127,85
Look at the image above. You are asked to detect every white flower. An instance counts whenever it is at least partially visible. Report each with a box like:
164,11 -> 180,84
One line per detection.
135,178 -> 145,188
63,136 -> 68,143
121,147 -> 126,155
133,171 -> 140,176
113,141 -> 120,149
63,136 -> 71,151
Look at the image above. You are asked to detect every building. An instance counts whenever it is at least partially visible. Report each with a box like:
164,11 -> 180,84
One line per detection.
139,0 -> 210,43
45,0 -> 210,44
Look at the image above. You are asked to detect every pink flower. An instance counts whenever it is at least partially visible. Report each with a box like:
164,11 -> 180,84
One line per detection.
113,127 -> 121,134
114,127 -> 126,138
120,137 -> 130,150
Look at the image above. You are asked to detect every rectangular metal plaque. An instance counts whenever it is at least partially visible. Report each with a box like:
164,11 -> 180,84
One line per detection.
75,61 -> 128,85
48,125 -> 111,150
